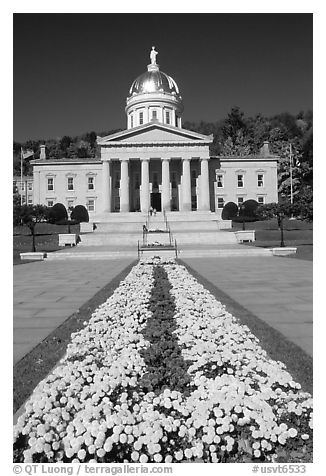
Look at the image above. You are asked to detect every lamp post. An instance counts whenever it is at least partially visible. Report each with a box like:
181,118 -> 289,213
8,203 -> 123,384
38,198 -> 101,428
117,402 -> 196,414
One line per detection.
239,204 -> 245,230
278,211 -> 285,247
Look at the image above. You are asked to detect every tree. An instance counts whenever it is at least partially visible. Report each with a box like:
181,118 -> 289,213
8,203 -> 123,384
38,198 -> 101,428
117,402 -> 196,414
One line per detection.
71,205 -> 89,223
13,194 -> 22,226
256,201 -> 294,221
256,201 -> 295,247
18,205 -> 49,252
292,187 -> 313,222
221,201 -> 238,220
222,106 -> 248,143
60,136 -> 72,153
48,203 -> 68,224
221,130 -> 251,156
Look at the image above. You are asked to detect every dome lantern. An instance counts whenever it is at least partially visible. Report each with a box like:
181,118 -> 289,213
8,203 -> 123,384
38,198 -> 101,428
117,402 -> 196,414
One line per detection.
125,48 -> 183,129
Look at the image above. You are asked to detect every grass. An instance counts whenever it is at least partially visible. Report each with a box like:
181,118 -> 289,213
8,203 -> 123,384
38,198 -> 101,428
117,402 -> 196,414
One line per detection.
231,218 -> 313,261
13,223 -> 80,265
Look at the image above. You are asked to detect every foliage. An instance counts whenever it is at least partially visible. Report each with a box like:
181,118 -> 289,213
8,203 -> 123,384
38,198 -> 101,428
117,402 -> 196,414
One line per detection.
221,201 -> 238,220
15,204 -> 50,251
13,194 -> 22,226
70,205 -> 89,223
232,216 -> 258,223
242,199 -> 259,218
291,187 -> 313,222
48,203 -> 68,224
256,202 -> 294,221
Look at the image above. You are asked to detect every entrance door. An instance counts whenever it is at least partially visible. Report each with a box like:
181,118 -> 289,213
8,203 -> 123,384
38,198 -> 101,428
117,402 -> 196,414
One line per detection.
151,193 -> 161,212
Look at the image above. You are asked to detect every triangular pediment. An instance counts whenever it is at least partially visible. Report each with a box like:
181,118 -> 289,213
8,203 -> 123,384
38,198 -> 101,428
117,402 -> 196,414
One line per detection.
98,123 -> 212,145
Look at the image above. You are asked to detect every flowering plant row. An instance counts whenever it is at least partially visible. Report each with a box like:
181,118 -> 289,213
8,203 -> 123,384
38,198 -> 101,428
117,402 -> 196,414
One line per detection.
13,257 -> 312,463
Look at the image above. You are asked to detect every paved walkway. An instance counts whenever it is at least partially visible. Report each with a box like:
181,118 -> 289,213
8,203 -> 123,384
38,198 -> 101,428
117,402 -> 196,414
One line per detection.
182,256 -> 312,356
13,258 -> 134,364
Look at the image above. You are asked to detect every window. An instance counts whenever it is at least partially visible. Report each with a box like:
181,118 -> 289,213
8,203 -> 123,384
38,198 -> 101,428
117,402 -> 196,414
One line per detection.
47,200 -> 54,207
87,199 -> 95,212
217,174 -> 224,188
217,197 -> 224,209
165,110 -> 170,124
28,196 -> 33,204
237,197 -> 244,206
67,177 -> 74,191
257,196 -> 265,204
88,176 -> 95,190
47,178 -> 54,191
139,111 -> 144,125
20,182 -> 25,191
130,115 -> 134,128
257,174 -> 264,187
152,110 -> 157,120
28,182 -> 33,191
67,200 -> 74,209
237,174 -> 244,188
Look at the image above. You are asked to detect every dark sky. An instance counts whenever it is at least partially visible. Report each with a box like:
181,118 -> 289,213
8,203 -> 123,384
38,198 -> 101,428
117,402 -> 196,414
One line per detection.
13,13 -> 312,142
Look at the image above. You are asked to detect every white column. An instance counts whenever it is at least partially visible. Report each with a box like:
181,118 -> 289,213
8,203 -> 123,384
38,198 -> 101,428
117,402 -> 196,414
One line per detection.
199,158 -> 210,211
161,158 -> 170,212
102,160 -> 111,212
120,159 -> 129,212
181,158 -> 191,211
141,158 -> 150,213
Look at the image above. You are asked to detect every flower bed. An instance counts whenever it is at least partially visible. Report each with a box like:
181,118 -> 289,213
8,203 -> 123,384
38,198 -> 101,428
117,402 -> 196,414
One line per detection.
14,258 -> 312,463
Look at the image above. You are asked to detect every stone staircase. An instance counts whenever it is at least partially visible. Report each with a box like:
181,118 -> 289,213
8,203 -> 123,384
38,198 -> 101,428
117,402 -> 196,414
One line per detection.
78,212 -> 236,247
44,211 -> 274,260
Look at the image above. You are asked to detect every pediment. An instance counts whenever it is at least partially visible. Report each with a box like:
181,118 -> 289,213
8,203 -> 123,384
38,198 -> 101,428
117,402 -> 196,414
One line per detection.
98,123 -> 212,145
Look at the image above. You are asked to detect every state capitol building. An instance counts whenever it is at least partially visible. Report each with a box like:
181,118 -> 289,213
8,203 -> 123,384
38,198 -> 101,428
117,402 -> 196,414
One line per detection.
31,48 -> 278,219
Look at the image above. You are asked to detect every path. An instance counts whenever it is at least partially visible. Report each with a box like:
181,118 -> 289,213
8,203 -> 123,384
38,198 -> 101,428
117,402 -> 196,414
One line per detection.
13,258 -> 134,364
182,256 -> 312,357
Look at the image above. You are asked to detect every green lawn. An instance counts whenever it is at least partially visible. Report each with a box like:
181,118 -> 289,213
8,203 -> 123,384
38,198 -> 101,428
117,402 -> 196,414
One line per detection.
13,223 -> 80,265
231,218 -> 313,261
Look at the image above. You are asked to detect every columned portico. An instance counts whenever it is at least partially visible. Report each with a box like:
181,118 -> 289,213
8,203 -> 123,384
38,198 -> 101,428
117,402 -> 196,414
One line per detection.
141,158 -> 150,212
199,157 -> 210,211
161,158 -> 171,211
120,159 -> 130,212
102,160 -> 111,212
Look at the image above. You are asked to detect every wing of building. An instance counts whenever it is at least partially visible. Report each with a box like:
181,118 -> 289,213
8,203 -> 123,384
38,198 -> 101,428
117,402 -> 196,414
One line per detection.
31,51 -> 278,218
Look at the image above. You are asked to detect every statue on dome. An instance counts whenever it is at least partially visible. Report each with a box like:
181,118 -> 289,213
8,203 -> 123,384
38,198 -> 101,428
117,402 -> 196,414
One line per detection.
150,46 -> 158,65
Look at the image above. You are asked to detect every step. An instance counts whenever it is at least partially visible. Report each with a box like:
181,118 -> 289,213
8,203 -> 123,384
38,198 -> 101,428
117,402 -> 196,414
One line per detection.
178,248 -> 274,257
45,247 -> 273,260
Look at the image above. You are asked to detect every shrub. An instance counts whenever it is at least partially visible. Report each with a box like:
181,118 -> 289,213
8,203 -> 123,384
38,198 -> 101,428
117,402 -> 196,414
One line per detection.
48,203 -> 68,224
71,205 -> 89,223
221,201 -> 238,220
232,215 -> 258,223
55,219 -> 79,226
242,199 -> 259,218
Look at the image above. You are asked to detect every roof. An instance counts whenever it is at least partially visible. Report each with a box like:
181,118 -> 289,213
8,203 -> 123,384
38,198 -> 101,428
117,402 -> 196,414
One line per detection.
30,157 -> 101,165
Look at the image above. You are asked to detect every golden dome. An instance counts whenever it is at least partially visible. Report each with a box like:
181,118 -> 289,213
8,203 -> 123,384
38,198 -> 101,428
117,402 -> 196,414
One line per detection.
128,65 -> 181,97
